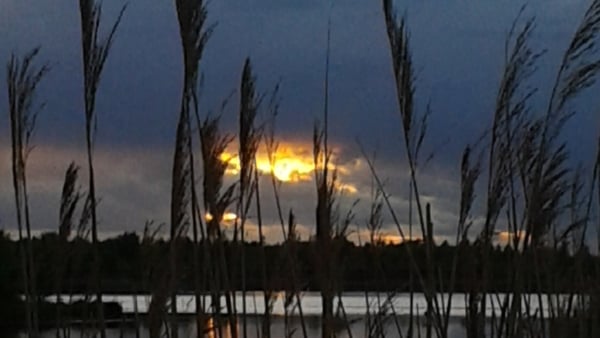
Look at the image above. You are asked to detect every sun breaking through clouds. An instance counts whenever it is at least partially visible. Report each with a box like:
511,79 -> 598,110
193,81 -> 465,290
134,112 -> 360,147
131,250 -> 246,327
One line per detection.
205,212 -> 238,224
221,144 -> 314,182
220,142 -> 359,194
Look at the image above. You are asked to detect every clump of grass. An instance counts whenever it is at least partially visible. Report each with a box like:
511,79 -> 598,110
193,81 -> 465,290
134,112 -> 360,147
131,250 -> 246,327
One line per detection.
463,12 -> 542,337
463,1 -> 600,336
199,113 -> 237,337
7,46 -> 50,338
444,146 -> 482,336
311,11 -> 343,336
314,104 -> 338,338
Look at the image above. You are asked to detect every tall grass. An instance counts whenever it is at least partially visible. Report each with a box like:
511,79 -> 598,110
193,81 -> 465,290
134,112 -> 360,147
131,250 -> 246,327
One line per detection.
147,1 -> 213,337
237,58 -> 262,337
7,47 -> 49,338
8,1 -> 600,338
77,1 -> 125,336
264,96 -> 309,338
200,114 -> 237,337
378,0 -> 600,337
55,163 -> 82,338
314,12 -> 338,336
381,1 -> 445,336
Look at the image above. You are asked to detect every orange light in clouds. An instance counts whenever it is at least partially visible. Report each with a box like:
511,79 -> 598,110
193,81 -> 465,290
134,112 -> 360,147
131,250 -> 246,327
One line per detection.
205,212 -> 237,222
379,234 -> 403,245
340,184 -> 358,194
220,144 -> 359,193
222,212 -> 237,221
495,230 -> 527,244
259,157 -> 314,182
221,145 -> 316,183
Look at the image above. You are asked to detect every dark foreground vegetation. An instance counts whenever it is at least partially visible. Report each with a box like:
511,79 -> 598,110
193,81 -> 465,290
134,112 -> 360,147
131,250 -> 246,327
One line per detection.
6,0 -> 600,337
0,231 -> 598,294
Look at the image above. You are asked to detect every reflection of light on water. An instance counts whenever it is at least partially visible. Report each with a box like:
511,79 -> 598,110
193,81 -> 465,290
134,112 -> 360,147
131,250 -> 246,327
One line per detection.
202,316 -> 238,338
204,317 -> 216,338
29,293 -> 558,337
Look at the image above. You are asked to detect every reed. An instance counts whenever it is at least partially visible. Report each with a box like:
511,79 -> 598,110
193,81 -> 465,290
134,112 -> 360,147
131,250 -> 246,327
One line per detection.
55,163 -> 82,338
237,58 -> 262,337
264,100 -> 309,338
160,1 -> 213,337
199,113 -> 237,337
382,1 -> 446,336
312,10 -> 341,337
77,1 -> 125,336
7,46 -> 50,338
8,1 -> 600,337
145,221 -> 170,338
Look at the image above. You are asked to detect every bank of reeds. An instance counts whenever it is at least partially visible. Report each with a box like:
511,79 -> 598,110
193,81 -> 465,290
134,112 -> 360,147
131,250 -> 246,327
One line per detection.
374,0 -> 600,337
9,0 -> 600,337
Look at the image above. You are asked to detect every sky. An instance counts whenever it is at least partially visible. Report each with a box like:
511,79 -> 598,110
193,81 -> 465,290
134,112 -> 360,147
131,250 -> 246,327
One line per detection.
0,0 -> 599,244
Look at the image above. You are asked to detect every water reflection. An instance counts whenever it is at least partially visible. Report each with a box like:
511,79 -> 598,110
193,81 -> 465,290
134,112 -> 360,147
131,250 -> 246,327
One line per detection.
203,316 -> 237,338
16,315 -> 469,338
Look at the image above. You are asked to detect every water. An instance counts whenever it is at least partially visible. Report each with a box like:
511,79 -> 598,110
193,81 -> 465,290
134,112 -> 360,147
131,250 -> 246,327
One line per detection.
45,291 -> 555,317
17,292 -> 561,337
18,316 -> 469,338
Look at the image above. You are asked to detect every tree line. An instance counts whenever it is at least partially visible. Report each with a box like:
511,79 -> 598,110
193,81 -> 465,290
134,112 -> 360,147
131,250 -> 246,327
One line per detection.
0,231 -> 597,295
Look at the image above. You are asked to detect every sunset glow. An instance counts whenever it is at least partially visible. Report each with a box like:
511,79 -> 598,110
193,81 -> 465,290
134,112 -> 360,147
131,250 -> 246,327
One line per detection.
220,144 -> 358,191
495,230 -> 527,245
204,212 -> 238,223
221,145 -> 313,182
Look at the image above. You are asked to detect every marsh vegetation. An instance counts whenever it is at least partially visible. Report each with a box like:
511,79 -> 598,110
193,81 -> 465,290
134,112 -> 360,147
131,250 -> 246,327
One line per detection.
4,0 -> 600,337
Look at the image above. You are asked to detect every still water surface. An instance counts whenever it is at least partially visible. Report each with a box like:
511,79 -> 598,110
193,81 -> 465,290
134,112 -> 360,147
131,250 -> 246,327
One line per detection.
19,292 -> 556,337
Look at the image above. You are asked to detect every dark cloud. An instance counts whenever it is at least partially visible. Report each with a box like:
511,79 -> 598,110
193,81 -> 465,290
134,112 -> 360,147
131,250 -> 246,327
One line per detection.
0,0 -> 599,244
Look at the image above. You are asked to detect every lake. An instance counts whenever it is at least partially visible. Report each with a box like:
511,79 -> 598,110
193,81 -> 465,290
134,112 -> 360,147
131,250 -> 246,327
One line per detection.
15,292 -> 560,337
